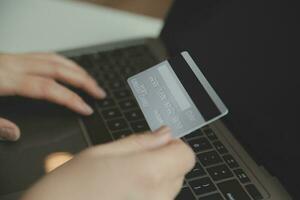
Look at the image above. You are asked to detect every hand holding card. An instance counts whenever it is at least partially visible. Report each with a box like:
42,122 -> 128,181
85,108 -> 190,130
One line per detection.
128,52 -> 228,138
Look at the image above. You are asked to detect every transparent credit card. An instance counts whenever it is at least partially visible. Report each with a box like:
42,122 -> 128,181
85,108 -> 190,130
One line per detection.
128,52 -> 228,138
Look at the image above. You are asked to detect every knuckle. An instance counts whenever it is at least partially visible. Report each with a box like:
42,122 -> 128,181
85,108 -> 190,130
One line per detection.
18,76 -> 31,91
41,79 -> 55,90
39,79 -> 56,98
17,76 -> 37,96
52,65 -> 64,77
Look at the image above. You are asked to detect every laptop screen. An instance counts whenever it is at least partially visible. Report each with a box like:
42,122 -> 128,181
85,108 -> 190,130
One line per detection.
161,0 -> 300,198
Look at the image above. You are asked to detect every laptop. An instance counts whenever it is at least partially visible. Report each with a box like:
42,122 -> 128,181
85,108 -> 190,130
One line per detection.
0,0 -> 299,199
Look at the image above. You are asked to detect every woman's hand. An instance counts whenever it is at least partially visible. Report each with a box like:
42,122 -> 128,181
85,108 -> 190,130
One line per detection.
21,127 -> 196,200
0,53 -> 106,141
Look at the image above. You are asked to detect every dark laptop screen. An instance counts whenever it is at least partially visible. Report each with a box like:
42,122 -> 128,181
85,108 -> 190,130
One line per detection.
161,0 -> 300,198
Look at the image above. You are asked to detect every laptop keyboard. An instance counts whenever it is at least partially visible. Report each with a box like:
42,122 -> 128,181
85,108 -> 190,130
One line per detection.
69,45 -> 263,200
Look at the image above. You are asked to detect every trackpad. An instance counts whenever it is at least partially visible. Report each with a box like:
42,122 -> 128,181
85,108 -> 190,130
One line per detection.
0,97 -> 88,196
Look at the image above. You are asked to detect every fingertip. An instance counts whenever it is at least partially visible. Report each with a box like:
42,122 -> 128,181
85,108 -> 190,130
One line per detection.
13,126 -> 21,141
75,99 -> 94,115
0,126 -> 21,141
11,132 -> 21,141
0,118 -> 21,141
91,79 -> 106,99
95,87 -> 107,99
81,104 -> 94,115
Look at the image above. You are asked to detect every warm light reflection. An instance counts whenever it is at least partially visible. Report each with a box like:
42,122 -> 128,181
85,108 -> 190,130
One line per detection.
44,152 -> 73,173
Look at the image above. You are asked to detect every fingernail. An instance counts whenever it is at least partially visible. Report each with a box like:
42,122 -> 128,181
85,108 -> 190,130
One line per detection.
78,100 -> 93,115
92,81 -> 106,98
0,127 -> 19,141
96,87 -> 106,98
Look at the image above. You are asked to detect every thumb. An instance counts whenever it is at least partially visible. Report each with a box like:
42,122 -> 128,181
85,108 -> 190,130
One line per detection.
0,118 -> 21,141
94,126 -> 172,155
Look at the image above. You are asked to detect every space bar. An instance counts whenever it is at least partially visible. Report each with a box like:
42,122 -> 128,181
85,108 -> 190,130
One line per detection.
81,111 -> 112,145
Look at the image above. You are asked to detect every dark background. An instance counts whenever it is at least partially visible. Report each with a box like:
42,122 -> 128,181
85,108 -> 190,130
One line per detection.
161,0 -> 300,198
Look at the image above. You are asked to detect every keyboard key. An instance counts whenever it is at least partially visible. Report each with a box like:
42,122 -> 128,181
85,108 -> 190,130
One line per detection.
213,141 -> 228,154
184,129 -> 203,140
107,119 -> 128,131
131,120 -> 149,132
233,169 -> 250,183
102,108 -> 122,120
126,45 -> 149,56
188,137 -> 213,153
245,184 -> 263,200
217,179 -> 251,200
189,177 -> 217,195
109,81 -> 126,89
91,53 -> 110,65
203,128 -> 218,141
207,164 -> 233,181
112,129 -> 132,140
70,56 -> 80,63
95,77 -> 105,86
76,55 -> 93,69
73,56 -> 99,72
97,51 -> 111,61
124,110 -> 144,121
130,58 -> 152,68
78,91 -> 96,106
96,61 -> 112,72
90,58 -> 107,70
81,112 -> 112,145
97,98 -> 116,108
119,99 -> 138,110
113,89 -> 131,99
102,72 -> 120,80
199,193 -> 224,200
120,66 -> 135,76
186,162 -> 206,179
197,151 -> 223,167
223,155 -> 239,169
175,187 -> 195,200
114,58 -> 130,68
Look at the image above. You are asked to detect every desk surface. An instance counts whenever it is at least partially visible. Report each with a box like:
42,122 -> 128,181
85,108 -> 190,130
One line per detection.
79,0 -> 173,19
0,0 -> 163,53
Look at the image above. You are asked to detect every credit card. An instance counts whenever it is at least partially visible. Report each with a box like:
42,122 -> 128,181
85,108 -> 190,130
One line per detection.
127,52 -> 228,138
